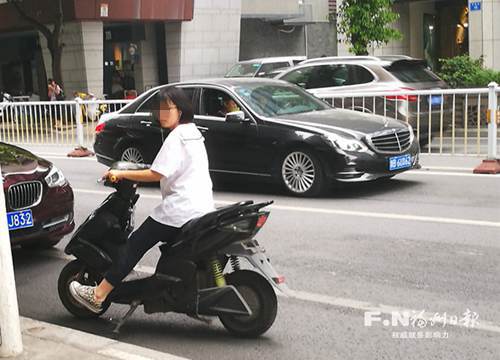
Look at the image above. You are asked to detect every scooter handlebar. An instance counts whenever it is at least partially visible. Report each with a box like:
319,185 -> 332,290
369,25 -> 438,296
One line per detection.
97,174 -> 119,187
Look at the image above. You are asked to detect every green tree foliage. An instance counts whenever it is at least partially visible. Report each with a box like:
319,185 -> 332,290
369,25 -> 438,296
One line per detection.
438,55 -> 500,88
336,0 -> 402,55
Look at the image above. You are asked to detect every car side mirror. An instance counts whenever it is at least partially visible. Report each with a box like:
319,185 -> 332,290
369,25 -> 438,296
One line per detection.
225,111 -> 248,123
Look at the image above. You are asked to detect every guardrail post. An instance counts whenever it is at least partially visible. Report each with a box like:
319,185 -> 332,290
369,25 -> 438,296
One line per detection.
75,98 -> 84,147
0,165 -> 23,357
67,98 -> 94,157
473,82 -> 500,174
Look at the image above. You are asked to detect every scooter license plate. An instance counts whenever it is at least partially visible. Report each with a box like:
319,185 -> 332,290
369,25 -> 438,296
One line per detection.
7,209 -> 34,230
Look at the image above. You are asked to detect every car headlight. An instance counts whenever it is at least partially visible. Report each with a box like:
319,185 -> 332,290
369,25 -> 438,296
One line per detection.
323,133 -> 368,152
45,166 -> 67,188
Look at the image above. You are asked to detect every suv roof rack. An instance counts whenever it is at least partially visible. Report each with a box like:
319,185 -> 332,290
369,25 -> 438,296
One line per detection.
299,55 -> 416,65
376,55 -> 413,61
300,56 -> 380,65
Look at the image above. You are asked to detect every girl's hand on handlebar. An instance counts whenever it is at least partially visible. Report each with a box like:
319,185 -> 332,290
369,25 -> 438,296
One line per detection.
103,169 -> 123,183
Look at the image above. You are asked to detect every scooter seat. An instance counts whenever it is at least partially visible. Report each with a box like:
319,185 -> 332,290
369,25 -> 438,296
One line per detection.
170,200 -> 254,248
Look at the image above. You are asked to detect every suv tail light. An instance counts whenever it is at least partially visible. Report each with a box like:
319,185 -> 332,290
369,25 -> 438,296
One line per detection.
95,122 -> 106,134
386,87 -> 418,102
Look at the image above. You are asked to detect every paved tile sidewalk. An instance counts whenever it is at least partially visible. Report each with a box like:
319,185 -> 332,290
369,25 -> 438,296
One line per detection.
5,317 -> 188,360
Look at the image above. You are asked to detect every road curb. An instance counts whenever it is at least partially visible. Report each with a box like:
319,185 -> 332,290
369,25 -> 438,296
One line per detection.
20,317 -> 190,360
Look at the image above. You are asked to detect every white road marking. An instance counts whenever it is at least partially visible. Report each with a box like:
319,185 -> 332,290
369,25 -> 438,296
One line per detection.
73,188 -> 500,228
287,290 -> 500,335
98,348 -> 189,360
407,170 -> 500,178
421,166 -> 473,171
48,252 -> 500,335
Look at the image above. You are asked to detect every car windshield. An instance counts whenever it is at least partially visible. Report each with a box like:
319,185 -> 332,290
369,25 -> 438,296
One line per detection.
234,83 -> 330,117
225,62 -> 261,77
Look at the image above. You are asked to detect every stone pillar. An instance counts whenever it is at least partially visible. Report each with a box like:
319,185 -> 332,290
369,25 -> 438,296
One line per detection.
40,21 -> 103,97
135,23 -> 159,92
372,3 -> 410,56
165,0 -> 242,82
165,22 -> 182,83
469,0 -> 500,70
81,22 -> 104,96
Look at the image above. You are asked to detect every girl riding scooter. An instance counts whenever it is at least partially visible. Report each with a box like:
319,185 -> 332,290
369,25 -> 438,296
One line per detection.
70,87 -> 215,313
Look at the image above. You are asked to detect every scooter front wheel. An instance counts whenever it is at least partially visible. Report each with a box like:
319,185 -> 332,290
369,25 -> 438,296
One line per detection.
219,270 -> 277,338
58,260 -> 110,318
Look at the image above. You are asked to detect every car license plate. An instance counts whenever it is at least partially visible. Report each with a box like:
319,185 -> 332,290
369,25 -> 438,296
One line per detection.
7,209 -> 34,231
428,95 -> 442,106
389,154 -> 412,171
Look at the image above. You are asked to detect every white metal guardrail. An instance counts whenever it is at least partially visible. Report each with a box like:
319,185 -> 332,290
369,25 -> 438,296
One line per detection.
0,87 -> 498,157
0,99 -> 130,147
318,87 -> 500,156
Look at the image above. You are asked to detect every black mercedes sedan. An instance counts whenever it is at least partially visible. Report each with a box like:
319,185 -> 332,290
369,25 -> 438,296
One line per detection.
94,78 -> 419,196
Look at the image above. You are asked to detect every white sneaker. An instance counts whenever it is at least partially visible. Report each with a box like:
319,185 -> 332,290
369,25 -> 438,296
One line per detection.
69,281 -> 103,314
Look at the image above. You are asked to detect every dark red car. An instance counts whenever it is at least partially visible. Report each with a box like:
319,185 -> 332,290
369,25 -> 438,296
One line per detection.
1,143 -> 74,248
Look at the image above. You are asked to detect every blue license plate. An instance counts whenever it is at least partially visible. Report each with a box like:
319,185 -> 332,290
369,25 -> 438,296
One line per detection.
389,154 -> 412,171
428,95 -> 442,106
7,209 -> 34,231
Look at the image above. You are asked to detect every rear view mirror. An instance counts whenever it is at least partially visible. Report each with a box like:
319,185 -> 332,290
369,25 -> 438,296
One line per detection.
226,111 -> 248,123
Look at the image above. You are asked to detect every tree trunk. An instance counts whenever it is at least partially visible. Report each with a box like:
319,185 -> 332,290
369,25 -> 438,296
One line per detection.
35,44 -> 48,100
51,46 -> 64,91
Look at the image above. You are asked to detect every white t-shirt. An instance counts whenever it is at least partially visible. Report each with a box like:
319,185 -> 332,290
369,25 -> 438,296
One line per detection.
150,123 -> 215,227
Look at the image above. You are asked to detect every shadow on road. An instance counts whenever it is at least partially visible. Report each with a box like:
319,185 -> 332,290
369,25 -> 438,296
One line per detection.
212,176 -> 423,200
49,311 -> 280,355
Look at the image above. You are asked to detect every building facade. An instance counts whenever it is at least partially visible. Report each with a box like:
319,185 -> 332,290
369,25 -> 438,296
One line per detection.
239,0 -> 336,60
337,0 -> 499,71
0,0 -> 241,98
0,0 -> 335,99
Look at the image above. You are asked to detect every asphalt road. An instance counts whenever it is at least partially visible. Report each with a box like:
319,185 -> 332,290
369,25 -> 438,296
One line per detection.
10,147 -> 500,360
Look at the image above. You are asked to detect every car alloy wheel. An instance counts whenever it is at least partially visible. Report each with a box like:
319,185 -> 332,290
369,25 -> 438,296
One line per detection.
121,147 -> 144,164
281,150 -> 319,195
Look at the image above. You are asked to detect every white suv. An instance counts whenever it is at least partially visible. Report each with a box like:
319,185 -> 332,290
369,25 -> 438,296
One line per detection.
225,56 -> 306,78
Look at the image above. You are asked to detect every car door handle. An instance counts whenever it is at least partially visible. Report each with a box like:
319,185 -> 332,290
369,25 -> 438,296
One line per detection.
197,126 -> 209,132
141,121 -> 152,126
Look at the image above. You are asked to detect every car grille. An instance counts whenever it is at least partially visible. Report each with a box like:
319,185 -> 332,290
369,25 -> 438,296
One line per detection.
8,181 -> 43,210
368,129 -> 412,153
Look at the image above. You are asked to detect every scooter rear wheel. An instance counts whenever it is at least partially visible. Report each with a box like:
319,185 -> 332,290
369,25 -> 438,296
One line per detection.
58,260 -> 110,318
219,270 -> 277,338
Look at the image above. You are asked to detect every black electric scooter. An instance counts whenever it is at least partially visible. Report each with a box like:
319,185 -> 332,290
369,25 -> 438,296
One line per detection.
58,162 -> 287,337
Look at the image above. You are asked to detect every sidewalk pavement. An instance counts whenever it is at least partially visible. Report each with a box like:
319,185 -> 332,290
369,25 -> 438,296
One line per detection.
4,317 -> 189,360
